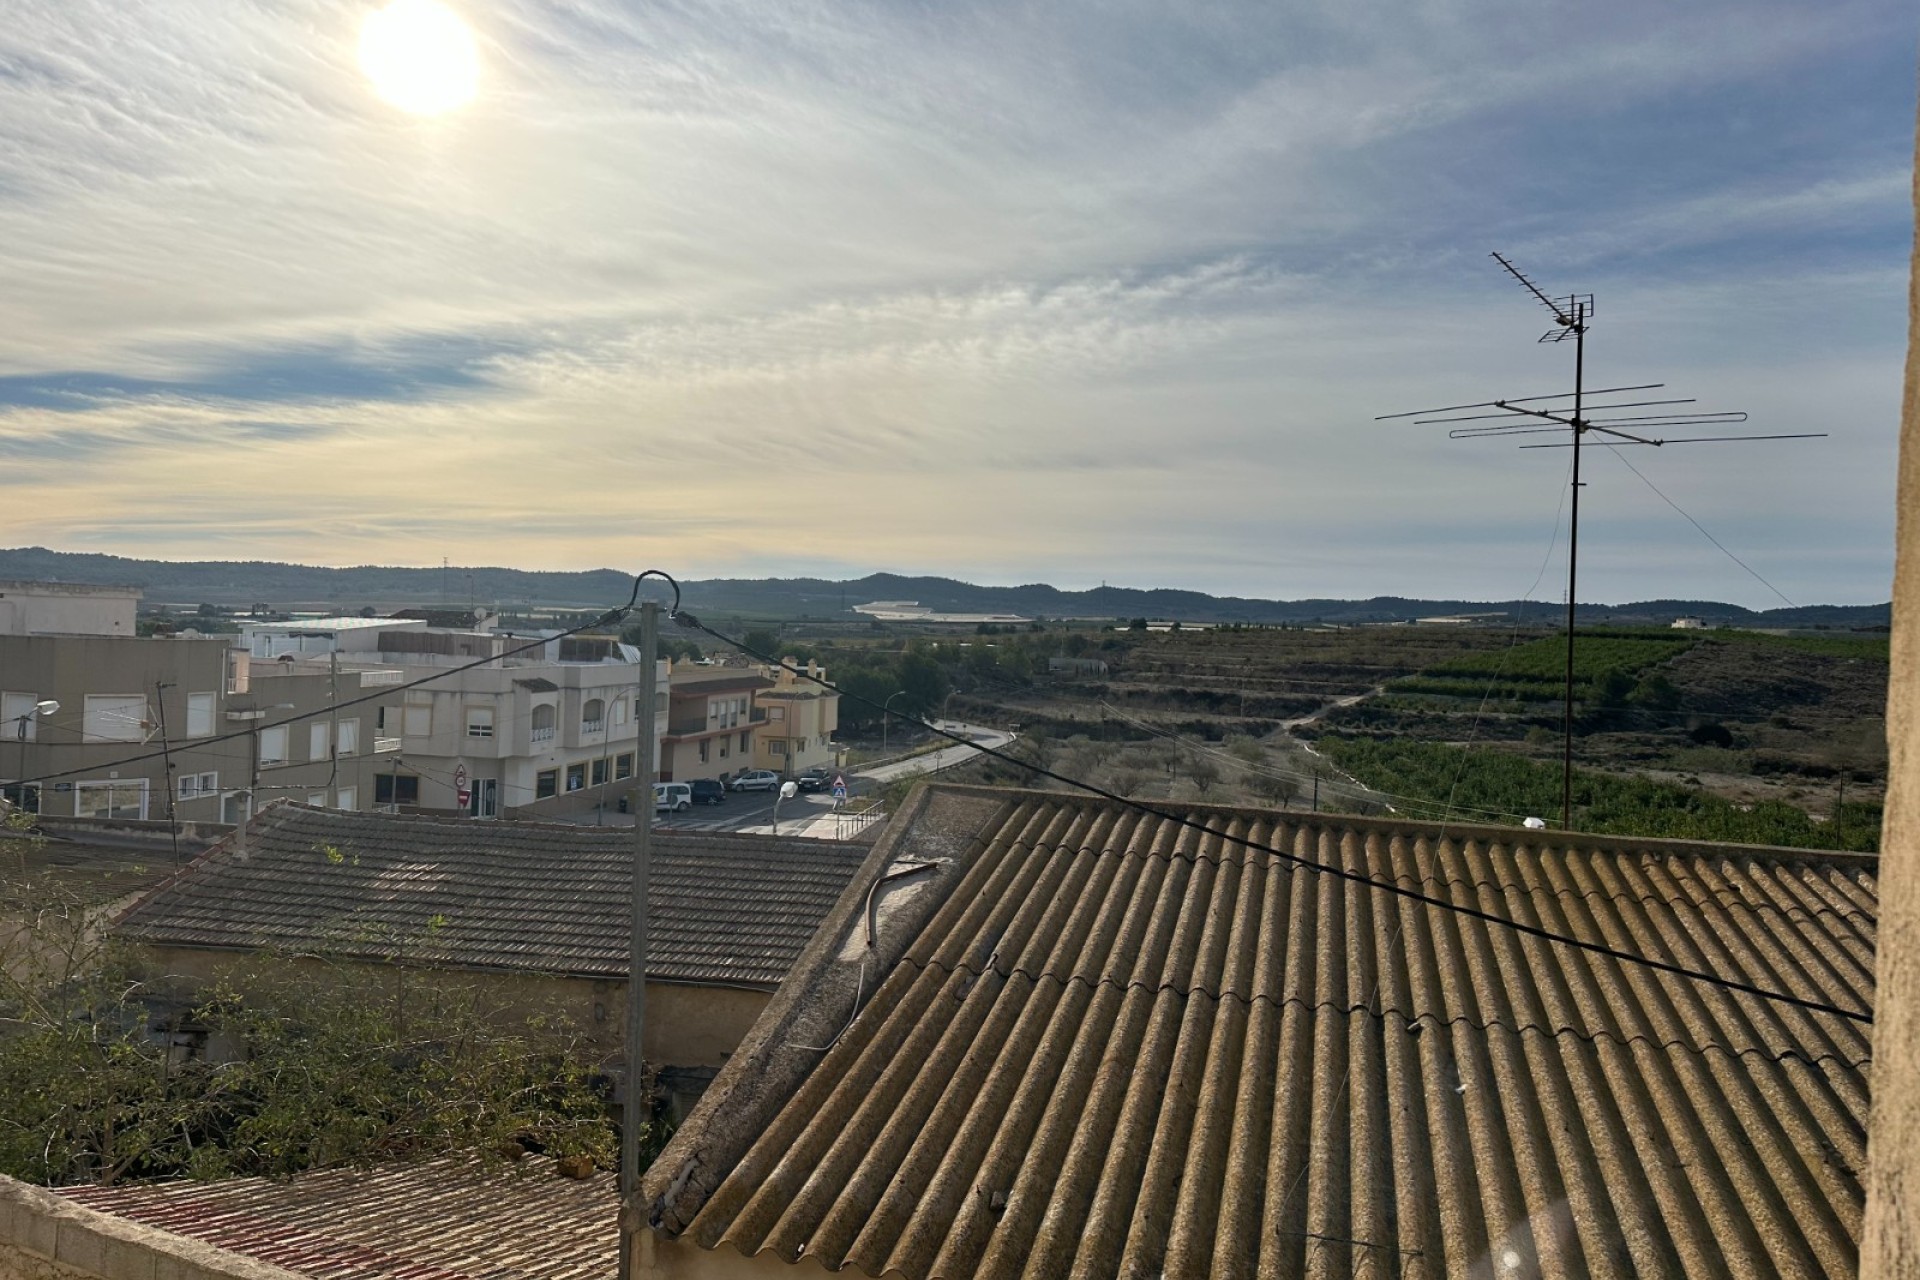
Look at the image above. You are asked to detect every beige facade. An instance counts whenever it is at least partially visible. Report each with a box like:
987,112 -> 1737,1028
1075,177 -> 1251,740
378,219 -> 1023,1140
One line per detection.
0,580 -> 139,638
659,666 -> 770,784
236,623 -> 666,819
1,636 -> 400,822
750,661 -> 840,776
1858,107 -> 1918,1280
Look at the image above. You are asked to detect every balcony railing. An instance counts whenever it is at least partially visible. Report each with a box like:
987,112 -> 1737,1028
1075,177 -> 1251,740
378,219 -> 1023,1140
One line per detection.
373,736 -> 402,754
581,719 -> 605,735
531,727 -> 555,743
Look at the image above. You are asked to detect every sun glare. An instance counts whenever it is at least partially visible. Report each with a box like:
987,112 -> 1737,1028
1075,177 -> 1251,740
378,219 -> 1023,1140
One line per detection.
359,0 -> 478,116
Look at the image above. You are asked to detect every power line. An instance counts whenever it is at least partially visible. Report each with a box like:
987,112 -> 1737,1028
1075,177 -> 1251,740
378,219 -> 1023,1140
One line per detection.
1602,443 -> 1798,609
666,598 -> 1872,1027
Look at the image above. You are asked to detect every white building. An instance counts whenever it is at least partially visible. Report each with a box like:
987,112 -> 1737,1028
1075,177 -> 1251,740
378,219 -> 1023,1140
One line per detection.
241,619 -> 665,818
0,580 -> 140,637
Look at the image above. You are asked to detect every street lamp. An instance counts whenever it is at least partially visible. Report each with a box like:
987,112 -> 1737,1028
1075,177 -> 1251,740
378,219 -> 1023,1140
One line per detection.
10,699 -> 59,813
771,779 -> 799,836
881,691 -> 906,756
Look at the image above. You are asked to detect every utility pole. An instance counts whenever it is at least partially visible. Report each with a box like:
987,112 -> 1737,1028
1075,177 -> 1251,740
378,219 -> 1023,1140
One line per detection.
618,601 -> 659,1280
154,682 -> 181,868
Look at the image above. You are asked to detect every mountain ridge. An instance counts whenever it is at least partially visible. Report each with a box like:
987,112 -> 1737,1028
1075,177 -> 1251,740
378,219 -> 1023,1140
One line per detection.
0,547 -> 1888,628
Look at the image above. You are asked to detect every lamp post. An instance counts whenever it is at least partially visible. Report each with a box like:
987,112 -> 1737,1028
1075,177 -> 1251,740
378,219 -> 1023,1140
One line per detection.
881,691 -> 906,757
772,779 -> 798,836
10,699 -> 58,813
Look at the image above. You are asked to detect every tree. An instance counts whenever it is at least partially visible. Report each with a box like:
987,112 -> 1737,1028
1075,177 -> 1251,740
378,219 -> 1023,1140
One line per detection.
897,652 -> 950,718
0,831 -> 633,1187
1128,618 -> 1149,632
741,628 -> 779,657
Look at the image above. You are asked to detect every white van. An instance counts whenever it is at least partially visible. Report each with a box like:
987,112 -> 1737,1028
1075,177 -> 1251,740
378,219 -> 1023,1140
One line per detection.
652,782 -> 692,813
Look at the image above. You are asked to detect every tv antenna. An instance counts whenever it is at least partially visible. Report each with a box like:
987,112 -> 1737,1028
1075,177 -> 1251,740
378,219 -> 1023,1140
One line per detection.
1378,252 -> 1825,830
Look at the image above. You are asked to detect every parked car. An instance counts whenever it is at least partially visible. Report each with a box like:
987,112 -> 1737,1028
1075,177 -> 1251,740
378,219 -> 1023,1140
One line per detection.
795,766 -> 834,793
652,782 -> 692,812
689,778 -> 727,806
729,769 -> 780,792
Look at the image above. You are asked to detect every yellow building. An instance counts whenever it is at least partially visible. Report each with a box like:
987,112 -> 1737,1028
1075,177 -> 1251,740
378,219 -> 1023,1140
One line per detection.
750,659 -> 839,776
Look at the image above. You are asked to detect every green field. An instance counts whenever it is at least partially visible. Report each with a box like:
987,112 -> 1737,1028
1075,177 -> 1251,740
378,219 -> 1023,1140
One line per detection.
1389,631 -> 1696,703
1318,735 -> 1880,851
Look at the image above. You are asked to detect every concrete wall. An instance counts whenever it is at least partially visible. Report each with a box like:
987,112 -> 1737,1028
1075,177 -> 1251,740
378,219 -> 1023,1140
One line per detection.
0,1176 -> 299,1280
1859,100 -> 1920,1280
0,584 -> 138,640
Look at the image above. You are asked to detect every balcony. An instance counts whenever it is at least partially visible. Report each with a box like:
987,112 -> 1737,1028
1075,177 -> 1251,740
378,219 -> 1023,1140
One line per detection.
373,736 -> 402,754
581,718 -> 605,735
531,727 -> 556,744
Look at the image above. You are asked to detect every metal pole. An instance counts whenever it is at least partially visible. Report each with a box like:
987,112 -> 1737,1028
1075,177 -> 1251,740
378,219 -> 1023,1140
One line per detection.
618,601 -> 658,1280
1561,302 -> 1586,830
154,682 -> 181,868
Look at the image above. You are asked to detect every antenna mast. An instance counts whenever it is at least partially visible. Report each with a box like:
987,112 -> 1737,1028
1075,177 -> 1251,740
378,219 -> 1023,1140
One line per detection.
1379,254 -> 1824,830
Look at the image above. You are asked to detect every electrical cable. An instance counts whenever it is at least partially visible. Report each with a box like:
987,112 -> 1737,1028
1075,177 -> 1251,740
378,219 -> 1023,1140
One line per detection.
664,596 -> 1871,1026
1603,444 -> 1798,609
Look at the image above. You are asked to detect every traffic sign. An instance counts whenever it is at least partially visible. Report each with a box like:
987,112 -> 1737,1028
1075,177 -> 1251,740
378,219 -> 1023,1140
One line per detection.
454,763 -> 470,809
831,773 -> 848,801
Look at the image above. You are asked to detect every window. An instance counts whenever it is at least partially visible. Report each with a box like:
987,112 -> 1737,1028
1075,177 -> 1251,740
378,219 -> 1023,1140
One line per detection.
466,707 -> 494,739
698,739 -> 710,764
536,770 -> 558,799
258,725 -> 288,765
338,720 -> 359,755
308,793 -> 327,807
179,771 -> 218,801
75,780 -> 147,820
83,694 -> 147,743
765,705 -> 785,722
592,759 -> 608,786
2,782 -> 41,813
335,786 -> 356,811
374,774 -> 420,805
615,753 -> 633,780
739,731 -> 749,752
222,791 -> 251,824
718,736 -> 729,759
2,693 -> 44,742
770,739 -> 786,757
582,699 -> 605,734
611,698 -> 627,727
186,693 -> 215,738
565,763 -> 585,792
310,722 -> 330,761
403,705 -> 431,737
531,704 -> 556,743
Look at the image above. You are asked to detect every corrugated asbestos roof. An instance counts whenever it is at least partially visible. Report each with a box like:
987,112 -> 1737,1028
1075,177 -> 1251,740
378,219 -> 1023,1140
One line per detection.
115,804 -> 868,987
645,785 -> 1876,1279
60,1158 -> 613,1279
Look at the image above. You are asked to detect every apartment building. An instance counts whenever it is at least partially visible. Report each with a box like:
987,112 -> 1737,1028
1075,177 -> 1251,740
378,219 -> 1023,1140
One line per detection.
750,659 -> 840,776
658,664 -> 772,784
2,633 -> 401,822
240,618 -> 665,818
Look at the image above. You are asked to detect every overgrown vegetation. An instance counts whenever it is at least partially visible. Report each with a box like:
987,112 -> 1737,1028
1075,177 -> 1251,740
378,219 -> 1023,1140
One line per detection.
0,825 -> 639,1187
1314,737 -> 1882,851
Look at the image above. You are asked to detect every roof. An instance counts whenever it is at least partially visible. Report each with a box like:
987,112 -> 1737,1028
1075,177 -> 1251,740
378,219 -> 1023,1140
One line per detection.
643,785 -> 1876,1279
59,1157 -> 613,1279
1,828 -> 203,906
114,805 -> 870,988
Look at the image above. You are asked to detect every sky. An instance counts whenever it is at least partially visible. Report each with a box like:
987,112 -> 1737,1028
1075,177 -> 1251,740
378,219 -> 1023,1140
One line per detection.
0,1 -> 1912,607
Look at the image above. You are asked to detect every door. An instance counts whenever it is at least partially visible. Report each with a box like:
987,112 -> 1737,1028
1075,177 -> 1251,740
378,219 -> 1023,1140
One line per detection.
469,778 -> 498,819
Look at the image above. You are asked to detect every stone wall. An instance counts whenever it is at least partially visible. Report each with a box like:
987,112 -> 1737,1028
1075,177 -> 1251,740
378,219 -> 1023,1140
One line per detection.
0,1176 -> 298,1280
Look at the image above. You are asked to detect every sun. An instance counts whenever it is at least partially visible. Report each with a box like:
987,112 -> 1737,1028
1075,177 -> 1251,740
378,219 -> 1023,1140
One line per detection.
359,0 -> 478,116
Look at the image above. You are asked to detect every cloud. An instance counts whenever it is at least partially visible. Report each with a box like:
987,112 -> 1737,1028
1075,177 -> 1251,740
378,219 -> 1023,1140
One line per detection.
0,0 -> 1907,604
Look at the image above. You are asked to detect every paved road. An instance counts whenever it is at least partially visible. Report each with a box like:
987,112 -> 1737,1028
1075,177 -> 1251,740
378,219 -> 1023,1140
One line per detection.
852,723 -> 1015,784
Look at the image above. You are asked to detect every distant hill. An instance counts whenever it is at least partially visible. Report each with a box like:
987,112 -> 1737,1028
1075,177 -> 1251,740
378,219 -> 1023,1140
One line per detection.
0,547 -> 1889,630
